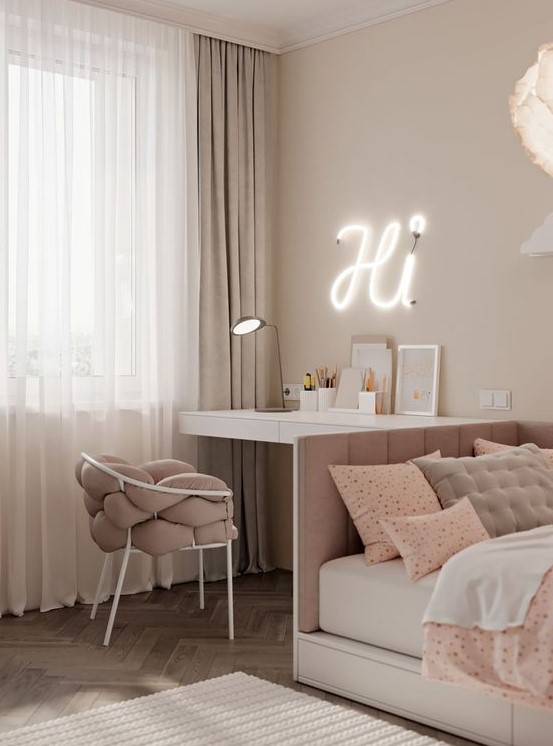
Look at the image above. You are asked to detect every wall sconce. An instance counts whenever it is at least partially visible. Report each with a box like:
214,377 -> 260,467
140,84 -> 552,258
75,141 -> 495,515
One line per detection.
230,316 -> 290,413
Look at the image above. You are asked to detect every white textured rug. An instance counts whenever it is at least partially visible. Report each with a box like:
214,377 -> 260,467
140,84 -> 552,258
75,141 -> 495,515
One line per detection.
0,672 -> 448,745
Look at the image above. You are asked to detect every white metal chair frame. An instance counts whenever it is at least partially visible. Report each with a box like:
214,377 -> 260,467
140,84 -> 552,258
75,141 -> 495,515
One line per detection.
81,453 -> 235,647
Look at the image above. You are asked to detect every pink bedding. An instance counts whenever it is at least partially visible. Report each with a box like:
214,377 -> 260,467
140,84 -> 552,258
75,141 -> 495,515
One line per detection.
422,568 -> 553,710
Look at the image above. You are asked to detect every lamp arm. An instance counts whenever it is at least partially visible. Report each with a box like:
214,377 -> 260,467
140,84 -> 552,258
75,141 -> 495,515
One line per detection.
266,324 -> 285,409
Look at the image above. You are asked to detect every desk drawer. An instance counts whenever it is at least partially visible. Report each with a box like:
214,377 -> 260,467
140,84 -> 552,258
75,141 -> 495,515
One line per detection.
178,413 -> 279,442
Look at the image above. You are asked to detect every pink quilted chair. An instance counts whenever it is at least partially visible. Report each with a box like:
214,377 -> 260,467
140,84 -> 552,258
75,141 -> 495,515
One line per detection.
75,452 -> 237,646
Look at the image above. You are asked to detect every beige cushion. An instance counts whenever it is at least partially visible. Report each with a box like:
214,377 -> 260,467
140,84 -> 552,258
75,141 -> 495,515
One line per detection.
83,491 -> 103,518
159,496 -> 233,526
415,447 -> 553,538
157,473 -> 230,498
132,519 -> 194,555
104,492 -> 151,529
379,498 -> 490,581
329,456 -> 441,565
124,473 -> 230,513
124,483 -> 183,513
474,437 -> 553,468
91,512 -> 127,552
139,459 -> 196,483
75,454 -> 129,488
81,462 -> 153,502
195,521 -> 236,545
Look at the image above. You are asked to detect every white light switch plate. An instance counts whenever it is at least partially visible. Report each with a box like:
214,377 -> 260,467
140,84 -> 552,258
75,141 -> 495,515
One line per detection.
479,389 -> 494,408
479,389 -> 511,410
493,390 -> 509,409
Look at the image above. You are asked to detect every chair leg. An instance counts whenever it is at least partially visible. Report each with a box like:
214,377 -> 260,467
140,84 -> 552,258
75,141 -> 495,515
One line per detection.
91,553 -> 112,620
198,548 -> 205,610
103,530 -> 132,647
226,540 -> 234,641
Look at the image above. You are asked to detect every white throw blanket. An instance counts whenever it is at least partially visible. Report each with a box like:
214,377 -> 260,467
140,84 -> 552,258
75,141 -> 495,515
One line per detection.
423,525 -> 553,630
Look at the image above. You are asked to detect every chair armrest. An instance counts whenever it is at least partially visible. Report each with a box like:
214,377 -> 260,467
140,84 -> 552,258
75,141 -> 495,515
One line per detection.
80,453 -> 232,499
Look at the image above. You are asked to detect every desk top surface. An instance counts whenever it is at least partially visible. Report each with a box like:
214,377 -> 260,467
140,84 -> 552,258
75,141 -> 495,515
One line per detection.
178,409 -> 494,444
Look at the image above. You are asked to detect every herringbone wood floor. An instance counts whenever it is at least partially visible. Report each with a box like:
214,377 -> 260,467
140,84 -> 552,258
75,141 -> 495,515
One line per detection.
0,570 -> 475,744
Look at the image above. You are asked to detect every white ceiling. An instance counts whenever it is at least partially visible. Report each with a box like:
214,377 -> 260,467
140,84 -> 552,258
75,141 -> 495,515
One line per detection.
108,0 -> 453,53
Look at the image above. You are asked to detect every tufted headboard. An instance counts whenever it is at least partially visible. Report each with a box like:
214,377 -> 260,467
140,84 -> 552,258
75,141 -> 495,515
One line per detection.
295,420 -> 553,633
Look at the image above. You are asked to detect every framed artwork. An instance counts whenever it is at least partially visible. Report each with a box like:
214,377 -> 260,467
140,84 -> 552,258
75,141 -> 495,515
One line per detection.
395,344 -> 441,416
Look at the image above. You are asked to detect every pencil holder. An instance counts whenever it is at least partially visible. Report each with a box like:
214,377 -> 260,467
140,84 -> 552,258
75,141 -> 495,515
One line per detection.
318,387 -> 337,412
300,390 -> 318,412
358,391 -> 377,414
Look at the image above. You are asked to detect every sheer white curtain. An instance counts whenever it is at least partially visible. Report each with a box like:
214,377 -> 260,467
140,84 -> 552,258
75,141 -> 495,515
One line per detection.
0,0 -> 199,615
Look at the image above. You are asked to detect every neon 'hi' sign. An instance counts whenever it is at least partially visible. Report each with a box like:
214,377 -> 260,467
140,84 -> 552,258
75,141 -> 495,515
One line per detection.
331,215 -> 426,310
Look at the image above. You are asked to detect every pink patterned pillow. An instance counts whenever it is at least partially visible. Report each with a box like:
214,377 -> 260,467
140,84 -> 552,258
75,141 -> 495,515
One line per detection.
474,438 -> 553,468
329,454 -> 441,565
379,497 -> 490,581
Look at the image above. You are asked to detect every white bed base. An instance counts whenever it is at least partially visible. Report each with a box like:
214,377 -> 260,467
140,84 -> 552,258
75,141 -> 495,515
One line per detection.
296,630 -> 553,746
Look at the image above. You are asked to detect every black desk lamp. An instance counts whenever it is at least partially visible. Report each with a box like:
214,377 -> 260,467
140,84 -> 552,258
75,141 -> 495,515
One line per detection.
230,316 -> 291,413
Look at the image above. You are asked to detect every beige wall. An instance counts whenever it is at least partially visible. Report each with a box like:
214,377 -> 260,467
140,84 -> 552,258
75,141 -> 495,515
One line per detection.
268,0 -> 553,569
275,0 -> 553,420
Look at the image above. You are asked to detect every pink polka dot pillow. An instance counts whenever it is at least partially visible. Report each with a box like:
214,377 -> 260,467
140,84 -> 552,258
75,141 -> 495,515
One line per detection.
379,497 -> 490,581
329,453 -> 441,566
474,438 -> 553,468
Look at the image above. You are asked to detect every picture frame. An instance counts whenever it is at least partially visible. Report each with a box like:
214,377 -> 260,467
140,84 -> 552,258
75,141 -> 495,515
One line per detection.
350,334 -> 389,368
395,344 -> 441,416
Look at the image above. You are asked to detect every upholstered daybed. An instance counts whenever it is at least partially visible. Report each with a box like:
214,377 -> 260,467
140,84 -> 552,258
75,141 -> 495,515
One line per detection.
294,420 -> 553,746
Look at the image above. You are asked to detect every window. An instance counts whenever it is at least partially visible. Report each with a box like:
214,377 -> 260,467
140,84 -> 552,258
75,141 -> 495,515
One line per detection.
8,56 -> 136,378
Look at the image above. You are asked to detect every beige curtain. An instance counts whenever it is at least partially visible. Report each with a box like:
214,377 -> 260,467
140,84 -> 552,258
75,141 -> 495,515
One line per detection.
195,36 -> 274,574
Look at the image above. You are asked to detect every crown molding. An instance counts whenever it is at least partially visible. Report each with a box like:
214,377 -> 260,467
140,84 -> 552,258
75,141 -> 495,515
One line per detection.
74,0 -> 282,53
279,0 -> 454,53
76,0 -> 454,55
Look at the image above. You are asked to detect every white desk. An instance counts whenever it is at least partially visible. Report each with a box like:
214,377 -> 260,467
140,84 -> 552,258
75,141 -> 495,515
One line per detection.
178,409 -> 488,444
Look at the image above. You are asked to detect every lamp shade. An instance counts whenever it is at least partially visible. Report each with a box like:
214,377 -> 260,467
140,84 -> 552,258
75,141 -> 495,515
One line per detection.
230,316 -> 267,336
